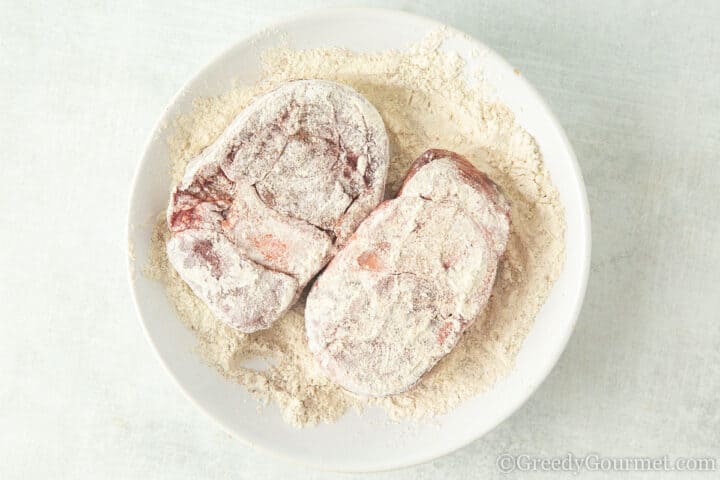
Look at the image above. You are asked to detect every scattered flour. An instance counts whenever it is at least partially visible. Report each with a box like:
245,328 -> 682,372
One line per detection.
144,30 -> 565,427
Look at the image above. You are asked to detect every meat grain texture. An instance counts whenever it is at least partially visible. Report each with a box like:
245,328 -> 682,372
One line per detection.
145,30 -> 566,427
165,80 -> 388,333
306,150 -> 510,397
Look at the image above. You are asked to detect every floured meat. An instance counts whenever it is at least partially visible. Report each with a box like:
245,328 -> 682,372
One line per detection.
305,149 -> 510,396
167,230 -> 297,333
167,80 -> 389,333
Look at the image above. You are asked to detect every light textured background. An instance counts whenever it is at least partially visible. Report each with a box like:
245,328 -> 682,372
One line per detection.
1,1 -> 718,478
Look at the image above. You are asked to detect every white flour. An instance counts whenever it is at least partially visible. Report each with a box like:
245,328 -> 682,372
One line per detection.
145,30 -> 566,427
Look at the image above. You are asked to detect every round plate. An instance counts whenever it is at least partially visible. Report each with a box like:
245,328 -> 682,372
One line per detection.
127,7 -> 591,472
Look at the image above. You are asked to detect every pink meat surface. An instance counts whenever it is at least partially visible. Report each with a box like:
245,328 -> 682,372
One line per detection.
166,80 -> 389,333
305,149 -> 510,396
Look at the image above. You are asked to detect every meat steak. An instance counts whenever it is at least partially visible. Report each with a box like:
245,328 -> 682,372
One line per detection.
167,80 -> 389,333
305,149 -> 510,396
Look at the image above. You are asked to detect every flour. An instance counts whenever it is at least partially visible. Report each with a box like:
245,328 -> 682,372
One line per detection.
144,30 -> 565,427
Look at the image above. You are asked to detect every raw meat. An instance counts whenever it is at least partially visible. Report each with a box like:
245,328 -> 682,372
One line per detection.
305,149 -> 510,396
166,80 -> 389,333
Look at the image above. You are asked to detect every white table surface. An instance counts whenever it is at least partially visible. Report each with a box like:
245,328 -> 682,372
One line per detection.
1,1 -> 718,478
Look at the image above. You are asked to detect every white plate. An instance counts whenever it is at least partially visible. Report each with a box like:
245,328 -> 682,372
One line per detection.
127,7 -> 591,472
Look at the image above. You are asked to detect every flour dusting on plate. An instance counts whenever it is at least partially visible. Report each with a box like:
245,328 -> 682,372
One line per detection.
144,30 -> 565,427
